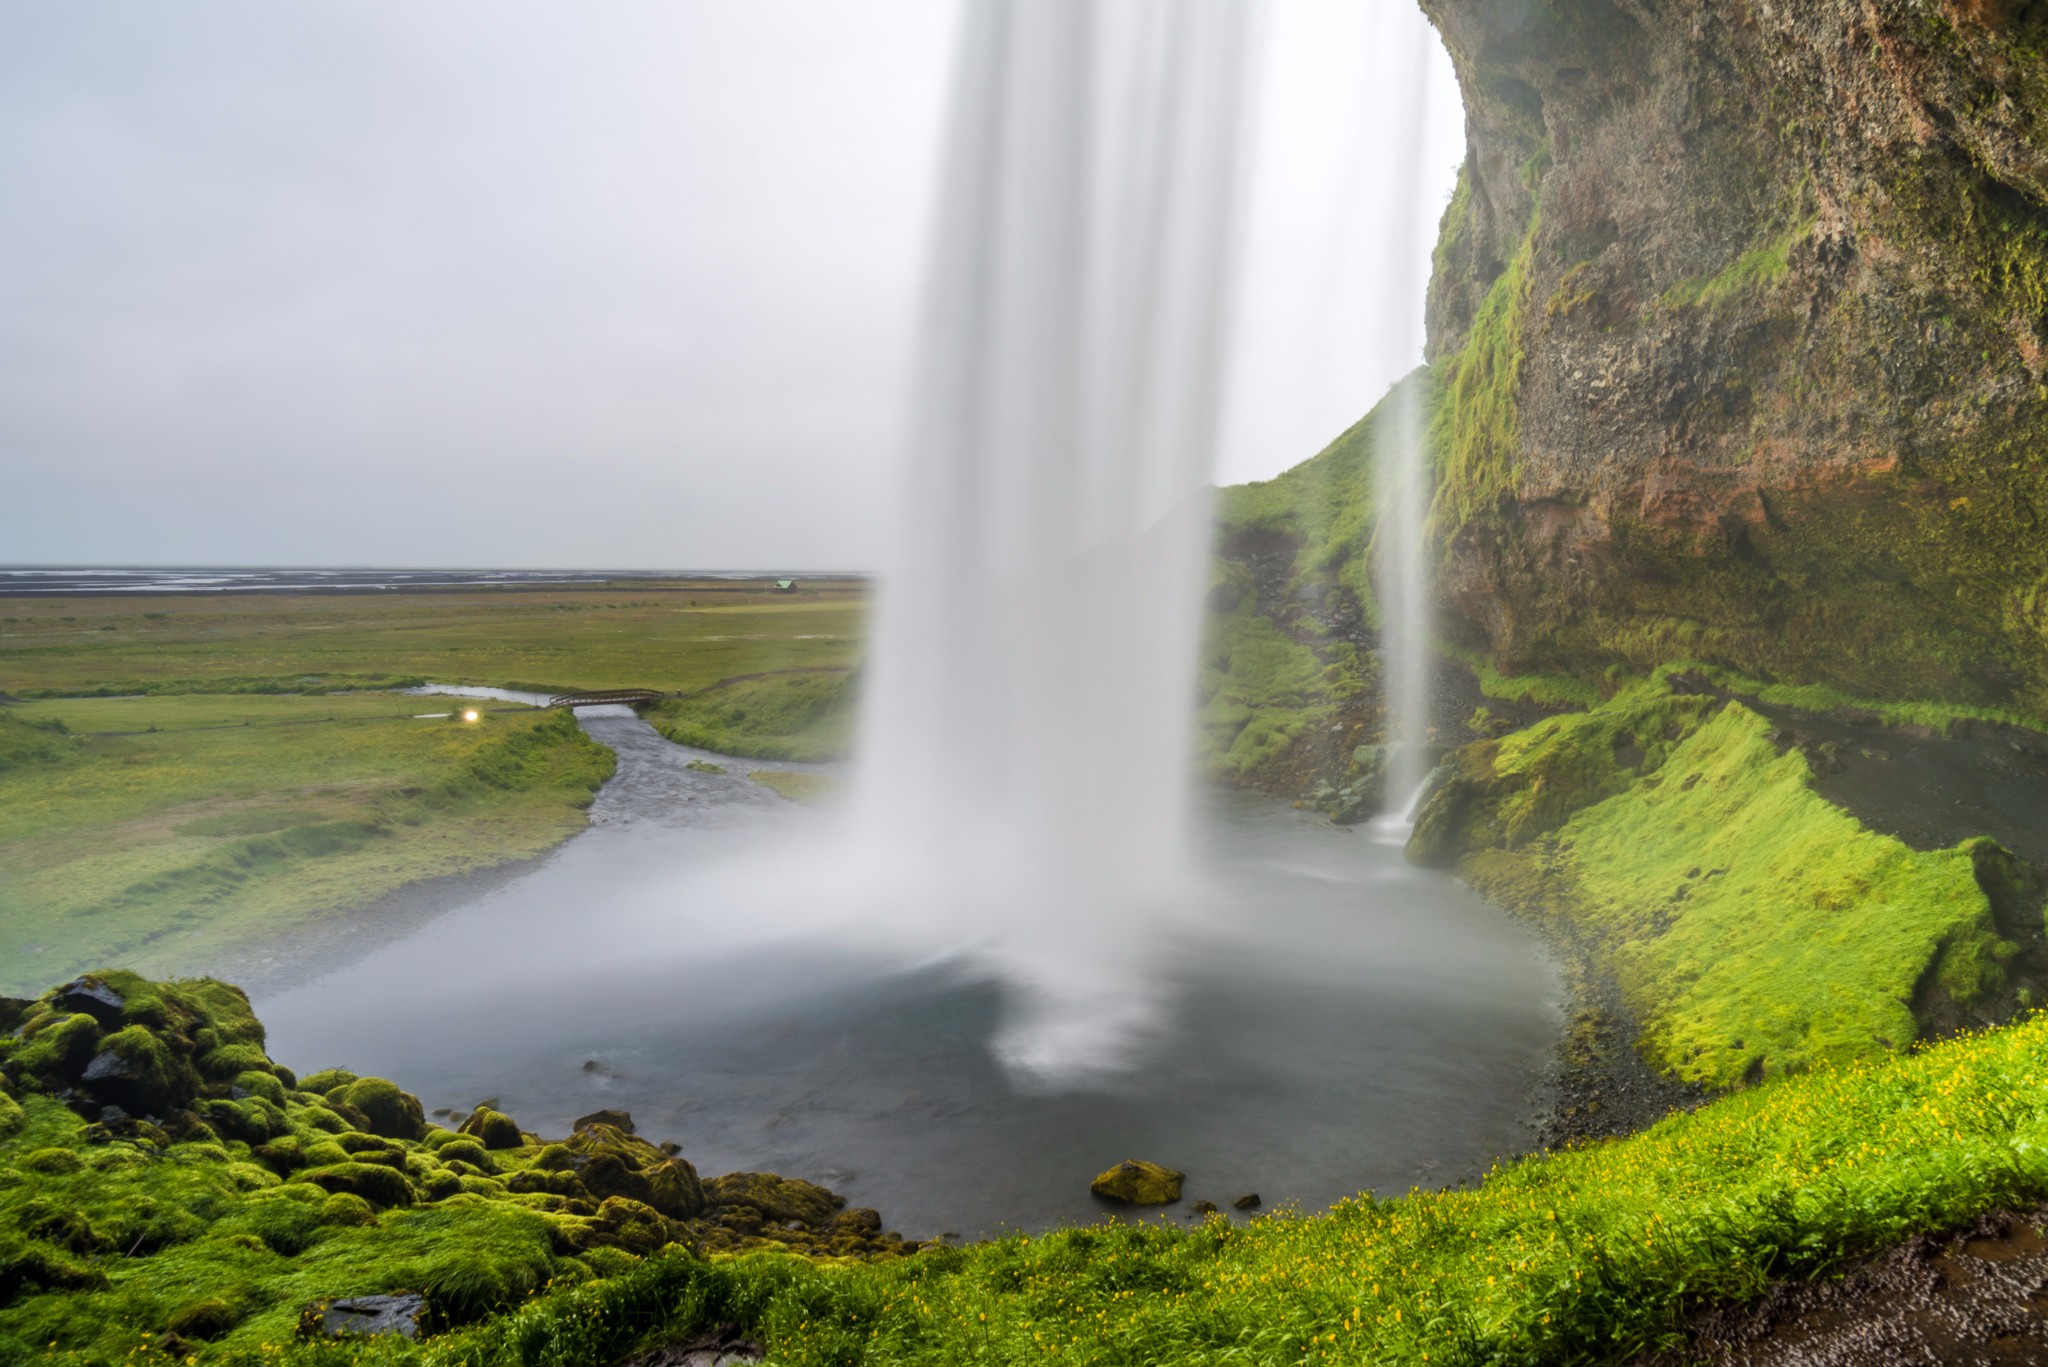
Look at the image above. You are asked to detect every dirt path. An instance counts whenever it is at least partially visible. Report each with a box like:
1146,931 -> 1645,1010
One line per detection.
1640,1206 -> 2048,1366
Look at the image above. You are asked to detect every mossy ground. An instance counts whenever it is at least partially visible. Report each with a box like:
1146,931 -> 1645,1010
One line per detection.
0,974 -> 905,1366
0,697 -> 614,995
1414,674 -> 2023,1089
11,987 -> 2046,1367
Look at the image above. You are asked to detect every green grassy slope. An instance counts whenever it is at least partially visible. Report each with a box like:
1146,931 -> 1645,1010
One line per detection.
1412,673 -> 2027,1088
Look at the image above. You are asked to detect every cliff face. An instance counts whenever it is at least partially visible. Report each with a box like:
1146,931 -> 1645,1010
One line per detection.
1419,0 -> 2048,713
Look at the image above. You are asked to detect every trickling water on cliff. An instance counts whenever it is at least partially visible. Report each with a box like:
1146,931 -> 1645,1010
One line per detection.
853,0 -> 1264,1085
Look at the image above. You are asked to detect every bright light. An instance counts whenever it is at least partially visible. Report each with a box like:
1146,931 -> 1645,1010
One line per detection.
462,709 -> 481,723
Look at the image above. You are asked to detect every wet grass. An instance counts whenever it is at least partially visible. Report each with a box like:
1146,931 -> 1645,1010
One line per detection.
0,696 -> 613,996
16,1007 -> 2044,1366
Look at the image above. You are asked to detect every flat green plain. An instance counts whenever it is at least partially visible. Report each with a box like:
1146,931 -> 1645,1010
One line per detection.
0,581 -> 868,995
0,580 -> 866,697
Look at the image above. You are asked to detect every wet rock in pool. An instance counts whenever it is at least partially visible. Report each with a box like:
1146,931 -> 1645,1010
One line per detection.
1233,1193 -> 1261,1210
1191,1200 -> 1218,1215
1090,1160 -> 1184,1206
298,1293 -> 430,1341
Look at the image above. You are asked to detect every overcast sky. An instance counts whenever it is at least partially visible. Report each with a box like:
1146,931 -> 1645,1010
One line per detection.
0,2 -> 1462,571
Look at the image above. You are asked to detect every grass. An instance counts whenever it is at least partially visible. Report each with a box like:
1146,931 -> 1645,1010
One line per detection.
0,695 -> 613,996
646,669 -> 856,762
748,771 -> 838,805
0,581 -> 866,699
1428,205 -> 1539,545
12,996 -> 2048,1366
0,580 -> 868,992
1684,662 -> 2044,732
1424,675 -> 2016,1087
1195,563 -> 1362,784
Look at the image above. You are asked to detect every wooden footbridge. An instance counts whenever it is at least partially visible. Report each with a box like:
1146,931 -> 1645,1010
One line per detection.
547,688 -> 668,710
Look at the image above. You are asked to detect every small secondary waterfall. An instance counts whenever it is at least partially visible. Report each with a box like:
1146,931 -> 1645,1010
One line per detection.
1362,14 -> 1443,818
855,0 -> 1264,1085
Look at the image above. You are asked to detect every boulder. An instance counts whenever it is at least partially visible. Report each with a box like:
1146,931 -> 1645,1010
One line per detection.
703,1171 -> 842,1226
54,977 -> 126,1026
301,1162 -> 416,1209
338,1078 -> 425,1141
1233,1193 -> 1261,1210
1089,1160 -> 1184,1206
563,1124 -> 705,1219
458,1106 -> 524,1150
573,1107 -> 635,1134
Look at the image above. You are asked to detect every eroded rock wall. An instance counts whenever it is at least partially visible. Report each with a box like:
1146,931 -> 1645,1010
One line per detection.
1420,0 -> 2048,712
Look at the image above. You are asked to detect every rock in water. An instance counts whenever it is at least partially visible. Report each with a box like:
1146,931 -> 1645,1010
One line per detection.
1233,1193 -> 1261,1211
299,1293 -> 429,1340
1090,1160 -> 1184,1206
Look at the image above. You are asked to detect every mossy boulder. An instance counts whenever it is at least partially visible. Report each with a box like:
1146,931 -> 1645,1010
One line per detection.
318,1192 -> 378,1227
1090,1160 -> 1184,1206
561,1124 -> 705,1220
301,1162 -> 417,1209
81,1025 -> 189,1115
0,1091 -> 23,1141
338,1078 -> 425,1141
703,1171 -> 841,1227
4,972 -> 282,1123
458,1106 -> 523,1150
434,1137 -> 495,1172
166,1297 -> 241,1339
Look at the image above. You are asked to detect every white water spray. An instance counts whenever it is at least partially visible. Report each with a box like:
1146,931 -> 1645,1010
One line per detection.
855,0 -> 1264,1085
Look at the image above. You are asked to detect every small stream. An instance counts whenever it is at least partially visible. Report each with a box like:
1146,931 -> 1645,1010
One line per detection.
257,710 -> 1562,1237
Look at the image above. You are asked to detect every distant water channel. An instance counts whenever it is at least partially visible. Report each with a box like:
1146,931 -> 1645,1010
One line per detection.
259,712 -> 1562,1237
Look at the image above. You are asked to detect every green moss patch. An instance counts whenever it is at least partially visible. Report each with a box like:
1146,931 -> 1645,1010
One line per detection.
0,974 -> 916,1364
1415,677 -> 2019,1086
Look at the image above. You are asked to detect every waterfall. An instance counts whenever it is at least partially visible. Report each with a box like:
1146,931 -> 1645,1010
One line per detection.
853,0 -> 1264,1086
1363,13 -> 1443,820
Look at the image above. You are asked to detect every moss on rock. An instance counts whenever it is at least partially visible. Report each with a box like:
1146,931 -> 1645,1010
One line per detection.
1411,675 -> 2022,1086
1089,1160 -> 1185,1206
337,1078 -> 425,1142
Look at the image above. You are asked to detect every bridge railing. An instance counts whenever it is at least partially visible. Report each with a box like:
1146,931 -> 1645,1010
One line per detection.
546,688 -> 668,710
